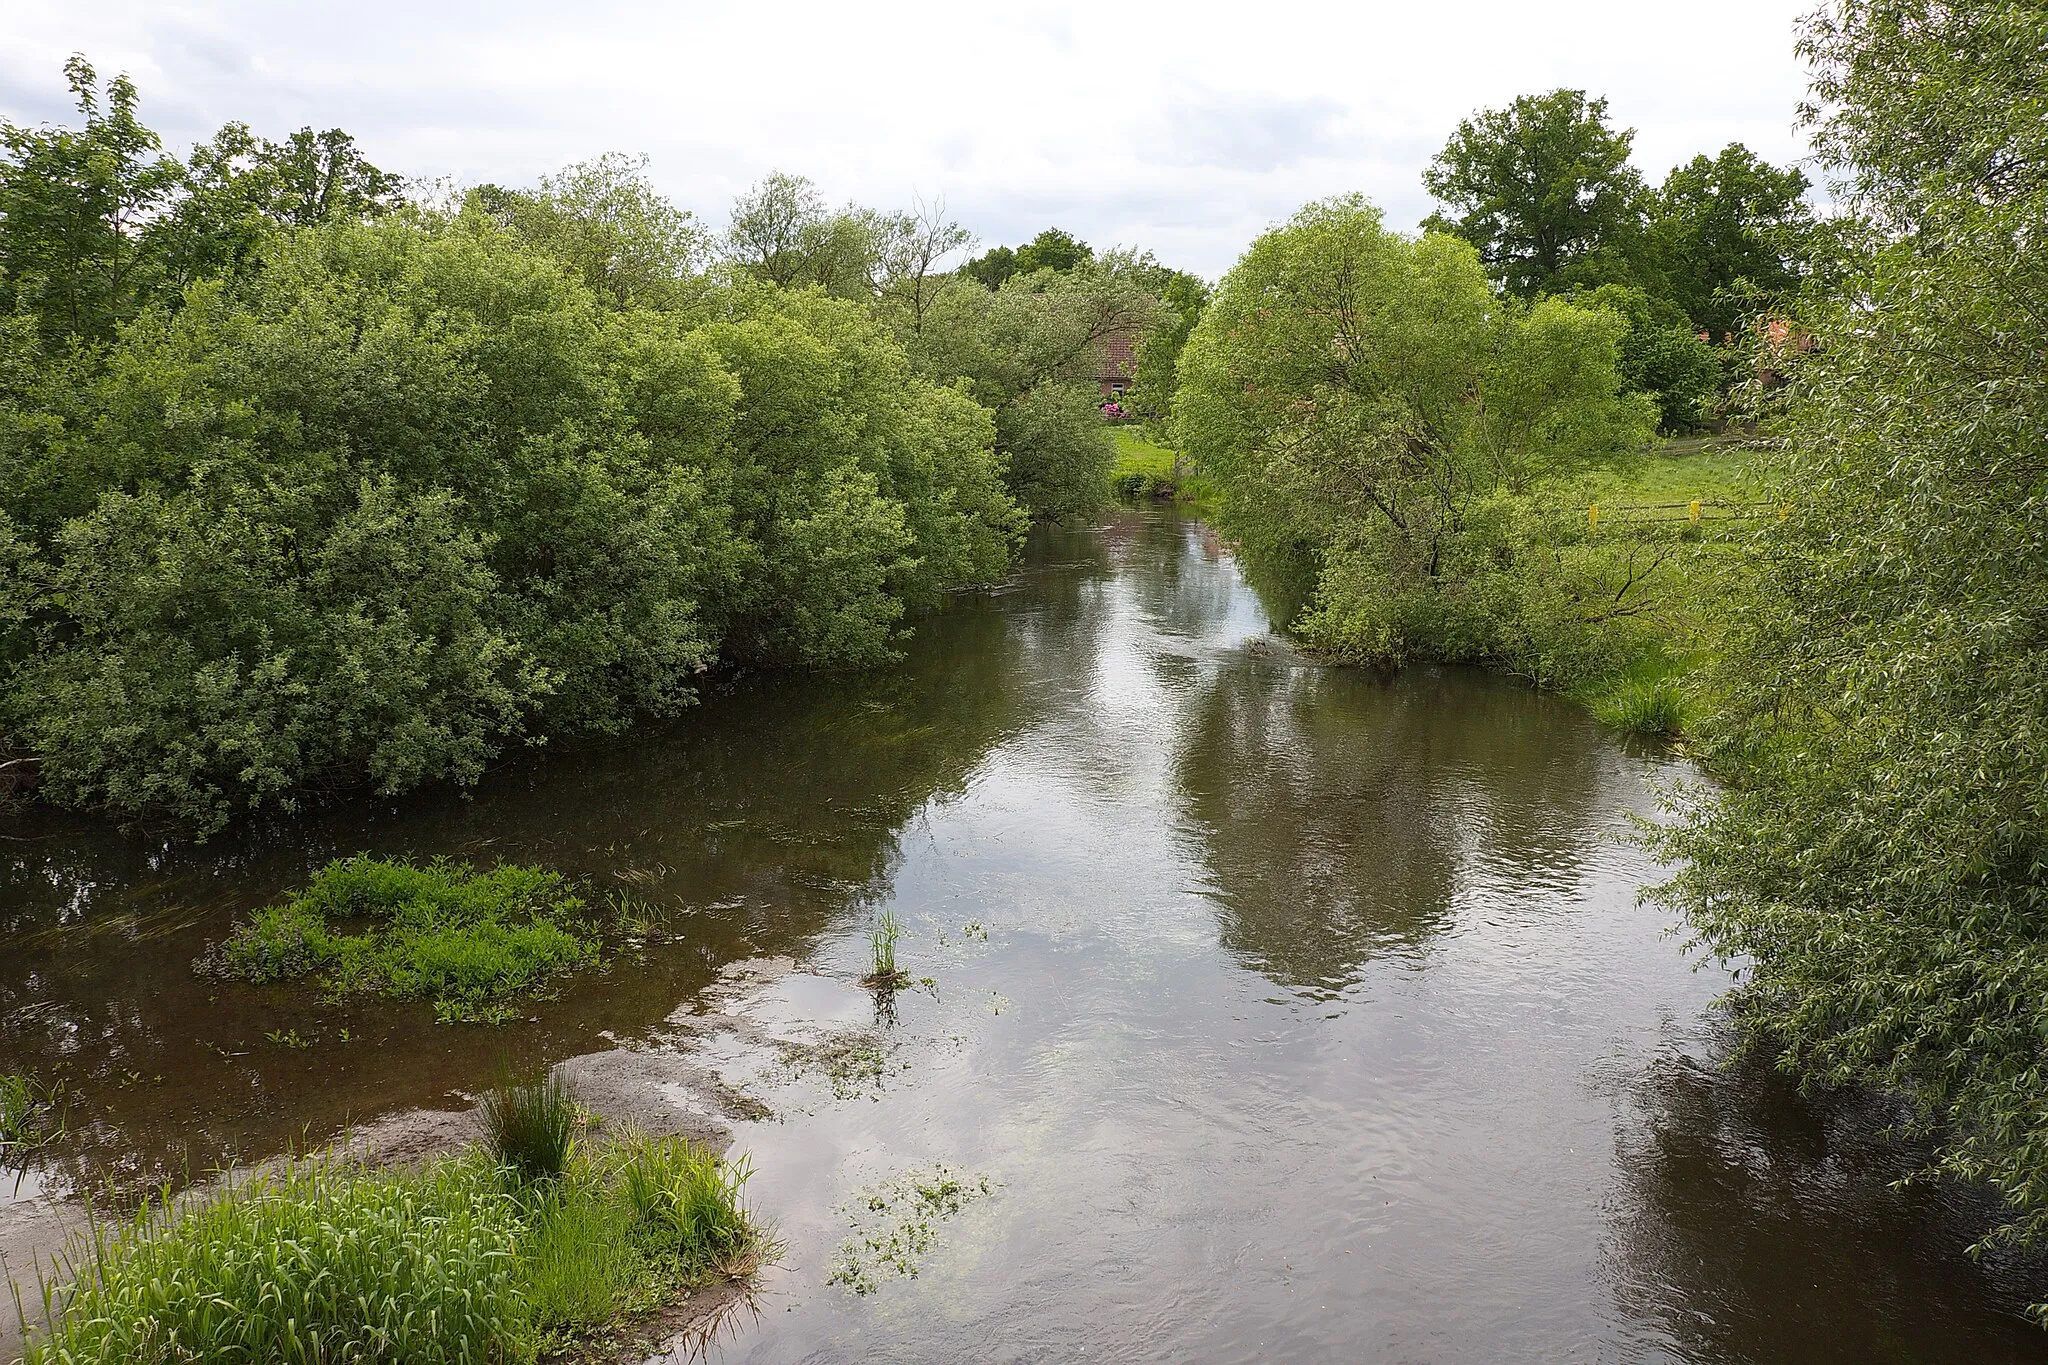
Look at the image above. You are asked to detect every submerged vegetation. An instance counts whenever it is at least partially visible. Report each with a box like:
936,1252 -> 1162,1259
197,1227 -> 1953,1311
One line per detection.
209,856 -> 600,1023
826,1166 -> 996,1296
0,1072 -> 58,1168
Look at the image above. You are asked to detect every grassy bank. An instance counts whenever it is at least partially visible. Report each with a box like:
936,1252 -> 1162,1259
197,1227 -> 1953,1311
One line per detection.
1111,429 -> 1221,514
1568,436 -> 1765,737
17,1078 -> 764,1364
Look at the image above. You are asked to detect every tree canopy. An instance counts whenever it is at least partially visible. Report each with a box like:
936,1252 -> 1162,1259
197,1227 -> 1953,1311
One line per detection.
1654,0 -> 2048,1274
1422,89 -> 1647,300
1176,196 -> 1656,686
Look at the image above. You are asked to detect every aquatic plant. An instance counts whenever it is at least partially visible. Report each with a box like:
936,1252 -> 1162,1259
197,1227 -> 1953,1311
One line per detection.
210,856 -> 599,1024
23,1154 -> 528,1365
0,1072 -> 57,1164
482,1071 -> 579,1183
619,1135 -> 757,1272
863,909 -> 908,990
827,1165 -> 997,1295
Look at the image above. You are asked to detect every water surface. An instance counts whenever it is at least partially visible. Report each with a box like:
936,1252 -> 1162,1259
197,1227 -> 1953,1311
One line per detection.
2,511 -> 2041,1362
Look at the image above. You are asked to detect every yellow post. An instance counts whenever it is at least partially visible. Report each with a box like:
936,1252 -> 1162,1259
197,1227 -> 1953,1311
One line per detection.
1689,499 -> 1701,527
1779,502 -> 1791,522
1588,503 -> 1600,531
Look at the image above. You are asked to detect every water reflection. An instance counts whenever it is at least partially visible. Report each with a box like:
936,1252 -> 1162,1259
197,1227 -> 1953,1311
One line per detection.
1174,658 -> 1622,1000
0,541 -> 1058,1191
1608,1037 -> 2048,1362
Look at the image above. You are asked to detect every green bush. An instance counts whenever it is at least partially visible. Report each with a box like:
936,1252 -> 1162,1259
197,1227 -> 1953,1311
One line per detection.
213,856 -> 599,1024
0,212 -> 1023,834
25,1156 -> 529,1365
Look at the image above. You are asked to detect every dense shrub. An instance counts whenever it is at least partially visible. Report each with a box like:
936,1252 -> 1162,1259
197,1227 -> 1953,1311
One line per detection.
0,214 -> 1023,831
1654,0 -> 2048,1280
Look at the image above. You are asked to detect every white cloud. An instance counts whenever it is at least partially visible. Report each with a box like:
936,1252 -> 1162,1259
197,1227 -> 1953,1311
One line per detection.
0,0 -> 1819,278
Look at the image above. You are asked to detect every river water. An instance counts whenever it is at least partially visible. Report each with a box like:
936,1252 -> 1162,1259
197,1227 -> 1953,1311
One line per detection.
2,510 -> 2043,1361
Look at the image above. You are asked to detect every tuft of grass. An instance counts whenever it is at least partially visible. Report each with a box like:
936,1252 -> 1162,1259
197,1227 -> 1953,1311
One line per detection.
618,1135 -> 755,1273
24,1154 -> 529,1365
1595,675 -> 1690,738
482,1071 -> 578,1183
1,1072 -> 58,1167
862,910 -> 908,991
209,856 -> 600,1024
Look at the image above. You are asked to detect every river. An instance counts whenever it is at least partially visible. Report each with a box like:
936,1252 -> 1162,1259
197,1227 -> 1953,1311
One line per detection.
2,509 -> 2042,1361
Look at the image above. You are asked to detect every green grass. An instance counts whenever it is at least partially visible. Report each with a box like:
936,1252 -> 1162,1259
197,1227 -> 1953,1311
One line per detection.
21,1122 -> 767,1364
211,856 -> 600,1024
1,1072 -> 57,1166
1112,429 -> 1223,513
618,1134 -> 755,1269
1594,437 -> 1763,506
25,1155 -> 529,1365
483,1072 -> 578,1182
862,909 -> 906,989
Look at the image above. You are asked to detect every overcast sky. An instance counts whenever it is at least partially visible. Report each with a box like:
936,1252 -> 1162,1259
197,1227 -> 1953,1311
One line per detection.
1,0 -> 1820,279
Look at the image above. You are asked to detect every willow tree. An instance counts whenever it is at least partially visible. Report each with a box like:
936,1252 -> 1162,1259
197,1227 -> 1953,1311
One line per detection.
1654,0 -> 2048,1283
1174,195 -> 1654,686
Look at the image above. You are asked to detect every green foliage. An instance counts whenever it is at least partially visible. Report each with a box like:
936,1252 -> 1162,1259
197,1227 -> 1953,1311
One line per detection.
1579,283 -> 1720,433
0,57 -> 180,347
0,113 -> 1022,829
474,153 -> 707,309
1128,265 -> 1210,429
25,1155 -> 530,1365
1648,143 -> 1814,340
213,856 -> 599,1024
1423,88 -> 1648,298
1654,0 -> 2048,1283
482,1072 -> 579,1182
912,254 -> 1156,518
1176,196 -> 1656,688
618,1134 -> 755,1269
961,227 -> 1093,289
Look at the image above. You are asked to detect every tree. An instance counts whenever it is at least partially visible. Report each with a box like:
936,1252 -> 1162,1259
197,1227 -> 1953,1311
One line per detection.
723,172 -> 886,299
961,227 -> 1093,289
1127,263 -> 1209,431
1176,195 -> 1656,684
0,56 -> 180,347
916,252 -> 1158,517
158,122 -> 404,294
1423,89 -> 1648,299
475,153 -> 707,309
1577,283 -> 1720,433
1650,144 -> 1814,339
1653,0 -> 2048,1284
